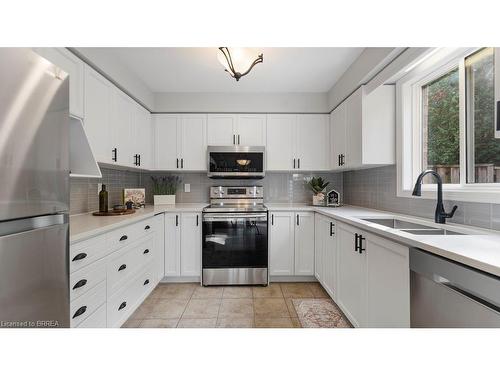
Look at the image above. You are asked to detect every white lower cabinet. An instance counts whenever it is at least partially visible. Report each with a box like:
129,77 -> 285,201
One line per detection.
336,222 -> 410,328
314,214 -> 337,299
294,212 -> 315,276
269,211 -> 314,277
164,212 -> 201,278
69,216 -> 163,328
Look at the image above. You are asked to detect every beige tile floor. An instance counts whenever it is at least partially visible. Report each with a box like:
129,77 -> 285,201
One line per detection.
122,282 -> 334,328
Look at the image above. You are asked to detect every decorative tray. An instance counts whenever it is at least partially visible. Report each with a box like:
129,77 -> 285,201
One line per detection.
92,209 -> 136,216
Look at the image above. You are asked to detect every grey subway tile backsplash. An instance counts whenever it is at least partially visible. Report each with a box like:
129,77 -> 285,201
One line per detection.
343,165 -> 495,231
70,166 -> 343,215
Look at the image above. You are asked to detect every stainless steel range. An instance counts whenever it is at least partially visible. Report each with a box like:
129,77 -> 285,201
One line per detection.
202,186 -> 268,286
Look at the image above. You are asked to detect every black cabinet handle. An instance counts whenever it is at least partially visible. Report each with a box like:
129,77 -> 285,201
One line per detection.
359,235 -> 366,254
119,235 -> 128,242
338,154 -> 341,166
72,306 -> 87,319
298,158 -> 300,169
118,264 -> 127,271
72,252 -> 87,262
296,214 -> 299,226
196,214 -> 199,226
112,148 -> 117,162
138,154 -> 141,166
233,134 -> 236,145
181,158 -> 184,169
176,215 -> 179,226
330,222 -> 335,236
176,158 -> 179,168
271,214 -> 274,225
238,134 -> 240,145
143,279 -> 150,286
144,225 -> 151,230
143,249 -> 150,254
293,158 -> 296,169
72,279 -> 87,290
118,302 -> 127,311
354,233 -> 359,252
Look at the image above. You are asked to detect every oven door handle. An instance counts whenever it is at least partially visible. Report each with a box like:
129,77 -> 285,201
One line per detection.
203,213 -> 268,222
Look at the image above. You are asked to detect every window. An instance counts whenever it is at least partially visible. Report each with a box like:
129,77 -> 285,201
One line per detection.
465,48 -> 500,183
397,48 -> 500,203
422,68 -> 460,184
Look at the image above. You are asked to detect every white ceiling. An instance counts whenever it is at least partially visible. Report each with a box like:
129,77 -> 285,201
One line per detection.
85,47 -> 363,93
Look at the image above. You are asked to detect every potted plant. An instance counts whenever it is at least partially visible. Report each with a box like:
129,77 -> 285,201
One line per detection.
307,177 -> 330,206
151,176 -> 181,205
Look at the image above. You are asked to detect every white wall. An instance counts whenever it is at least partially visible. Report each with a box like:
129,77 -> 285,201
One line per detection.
154,92 -> 329,113
72,47 -> 155,110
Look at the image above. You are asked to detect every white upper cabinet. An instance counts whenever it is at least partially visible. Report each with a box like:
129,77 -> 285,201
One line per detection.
153,114 -> 179,170
153,114 -> 207,171
180,114 -> 207,170
330,101 -> 347,170
33,48 -> 85,119
207,114 -> 236,146
237,114 -> 266,146
330,85 -> 395,171
266,114 -> 296,171
110,87 -> 135,167
84,66 -> 113,164
296,114 -> 329,171
135,105 -> 152,169
207,114 -> 266,146
266,114 -> 329,171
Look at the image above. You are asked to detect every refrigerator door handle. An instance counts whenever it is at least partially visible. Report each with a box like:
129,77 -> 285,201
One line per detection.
0,213 -> 67,237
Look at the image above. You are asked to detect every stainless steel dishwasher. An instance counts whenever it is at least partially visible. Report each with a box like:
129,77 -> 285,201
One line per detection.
410,248 -> 500,328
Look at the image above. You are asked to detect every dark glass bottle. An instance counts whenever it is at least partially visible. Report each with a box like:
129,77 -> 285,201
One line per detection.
99,184 -> 108,213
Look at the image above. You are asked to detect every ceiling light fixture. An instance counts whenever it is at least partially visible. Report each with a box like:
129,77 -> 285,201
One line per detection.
217,47 -> 263,81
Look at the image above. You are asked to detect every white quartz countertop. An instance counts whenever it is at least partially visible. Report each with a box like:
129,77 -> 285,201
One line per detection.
70,203 -> 208,243
267,204 -> 500,277
70,201 -> 500,277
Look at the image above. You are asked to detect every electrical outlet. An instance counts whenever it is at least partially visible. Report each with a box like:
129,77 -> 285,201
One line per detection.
97,183 -> 102,194
184,183 -> 190,193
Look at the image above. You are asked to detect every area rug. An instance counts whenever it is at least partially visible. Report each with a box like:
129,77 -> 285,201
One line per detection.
292,299 -> 351,328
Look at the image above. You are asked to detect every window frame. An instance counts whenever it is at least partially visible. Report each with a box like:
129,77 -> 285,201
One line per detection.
397,47 -> 500,204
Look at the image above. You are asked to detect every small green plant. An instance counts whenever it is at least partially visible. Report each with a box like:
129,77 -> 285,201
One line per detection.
307,176 -> 329,194
151,175 -> 182,195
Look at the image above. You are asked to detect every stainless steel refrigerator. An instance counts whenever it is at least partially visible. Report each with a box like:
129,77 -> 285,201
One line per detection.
0,48 -> 70,328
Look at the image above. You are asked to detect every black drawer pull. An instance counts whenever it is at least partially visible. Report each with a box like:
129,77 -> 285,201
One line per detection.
143,249 -> 150,254
72,253 -> 87,262
359,235 -> 366,254
144,225 -> 151,230
118,264 -> 127,271
72,306 -> 87,319
143,279 -> 150,285
72,279 -> 87,290
354,233 -> 359,252
330,222 -> 335,236
119,235 -> 128,242
118,302 -> 127,311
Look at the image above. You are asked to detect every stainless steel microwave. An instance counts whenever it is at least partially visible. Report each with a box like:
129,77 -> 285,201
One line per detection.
207,146 -> 265,179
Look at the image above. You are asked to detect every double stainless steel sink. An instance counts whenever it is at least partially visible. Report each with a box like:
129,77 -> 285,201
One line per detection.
361,218 -> 467,235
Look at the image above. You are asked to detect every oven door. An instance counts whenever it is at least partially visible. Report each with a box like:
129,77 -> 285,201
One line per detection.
202,212 -> 268,269
207,146 -> 265,179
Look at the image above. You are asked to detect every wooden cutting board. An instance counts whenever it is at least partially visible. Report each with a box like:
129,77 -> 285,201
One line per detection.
92,209 -> 136,216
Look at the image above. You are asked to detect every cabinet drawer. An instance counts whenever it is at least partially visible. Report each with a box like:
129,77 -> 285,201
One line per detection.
70,281 -> 106,327
106,218 -> 155,251
75,303 -> 106,328
106,235 -> 154,295
70,234 -> 107,273
70,258 -> 106,301
107,264 -> 156,328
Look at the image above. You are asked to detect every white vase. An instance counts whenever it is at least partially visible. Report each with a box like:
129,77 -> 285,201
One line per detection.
312,192 -> 325,206
154,194 -> 176,205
